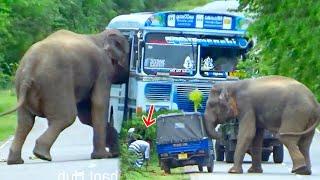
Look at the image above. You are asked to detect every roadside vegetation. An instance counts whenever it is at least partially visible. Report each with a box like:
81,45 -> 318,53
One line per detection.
237,0 -> 320,101
0,89 -> 17,141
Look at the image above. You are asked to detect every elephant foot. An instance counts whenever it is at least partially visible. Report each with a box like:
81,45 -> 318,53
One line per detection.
33,146 -> 52,161
7,158 -> 24,165
91,150 -> 112,159
7,149 -> 24,165
228,166 -> 243,174
110,152 -> 119,158
291,165 -> 311,175
248,166 -> 263,173
108,147 -> 119,158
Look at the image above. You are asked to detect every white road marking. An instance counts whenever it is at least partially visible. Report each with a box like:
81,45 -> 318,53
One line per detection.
0,136 -> 13,150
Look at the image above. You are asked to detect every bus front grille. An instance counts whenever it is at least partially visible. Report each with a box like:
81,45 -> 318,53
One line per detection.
174,85 -> 211,113
145,83 -> 172,101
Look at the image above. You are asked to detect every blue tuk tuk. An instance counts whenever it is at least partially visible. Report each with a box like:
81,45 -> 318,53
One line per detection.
156,112 -> 214,173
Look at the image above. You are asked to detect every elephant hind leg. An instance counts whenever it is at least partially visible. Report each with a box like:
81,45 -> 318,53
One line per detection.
33,103 -> 77,161
7,107 -> 35,165
248,128 -> 264,173
77,98 -> 92,126
298,130 -> 315,173
279,135 -> 310,175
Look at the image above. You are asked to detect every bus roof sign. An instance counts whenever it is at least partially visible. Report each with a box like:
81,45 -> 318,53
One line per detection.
107,11 -> 250,32
145,12 -> 238,31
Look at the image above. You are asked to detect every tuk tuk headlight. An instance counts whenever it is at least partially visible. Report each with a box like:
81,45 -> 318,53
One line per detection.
160,153 -> 169,157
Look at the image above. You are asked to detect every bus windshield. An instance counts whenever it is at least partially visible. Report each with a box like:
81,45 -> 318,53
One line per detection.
200,47 -> 241,78
143,33 -> 245,77
143,33 -> 197,76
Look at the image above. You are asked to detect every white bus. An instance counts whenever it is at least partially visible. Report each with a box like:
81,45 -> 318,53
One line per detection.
106,11 -> 252,132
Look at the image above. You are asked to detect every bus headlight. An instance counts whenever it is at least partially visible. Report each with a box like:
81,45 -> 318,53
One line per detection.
160,153 -> 169,157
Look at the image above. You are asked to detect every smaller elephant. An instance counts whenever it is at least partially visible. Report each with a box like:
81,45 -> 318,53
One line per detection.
204,76 -> 320,175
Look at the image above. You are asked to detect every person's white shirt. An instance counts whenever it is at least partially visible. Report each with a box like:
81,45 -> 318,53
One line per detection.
129,140 -> 150,160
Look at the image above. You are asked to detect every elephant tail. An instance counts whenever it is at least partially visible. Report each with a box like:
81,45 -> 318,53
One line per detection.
0,80 -> 30,117
280,105 -> 320,136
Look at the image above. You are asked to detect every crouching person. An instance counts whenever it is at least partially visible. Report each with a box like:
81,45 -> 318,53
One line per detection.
127,128 -> 150,168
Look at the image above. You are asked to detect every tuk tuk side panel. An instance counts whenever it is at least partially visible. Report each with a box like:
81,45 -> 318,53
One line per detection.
157,138 -> 211,155
157,138 -> 214,169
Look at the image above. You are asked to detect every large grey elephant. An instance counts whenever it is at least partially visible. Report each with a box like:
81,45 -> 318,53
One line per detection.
204,76 -> 320,175
0,29 -> 129,164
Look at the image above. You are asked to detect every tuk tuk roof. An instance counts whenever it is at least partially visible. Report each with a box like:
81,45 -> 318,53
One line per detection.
156,112 -> 208,144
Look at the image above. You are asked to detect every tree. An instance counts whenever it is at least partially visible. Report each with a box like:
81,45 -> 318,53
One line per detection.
238,0 -> 320,99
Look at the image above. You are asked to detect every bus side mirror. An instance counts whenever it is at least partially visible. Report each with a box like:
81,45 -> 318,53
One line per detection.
139,40 -> 145,48
137,40 -> 144,72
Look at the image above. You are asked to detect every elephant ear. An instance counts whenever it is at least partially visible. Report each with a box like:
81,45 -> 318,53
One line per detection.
217,88 -> 229,111
229,95 -> 238,116
219,88 -> 238,117
104,30 -> 129,68
208,87 -> 221,107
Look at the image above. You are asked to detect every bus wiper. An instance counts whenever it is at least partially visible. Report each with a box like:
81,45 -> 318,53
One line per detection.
181,33 -> 197,67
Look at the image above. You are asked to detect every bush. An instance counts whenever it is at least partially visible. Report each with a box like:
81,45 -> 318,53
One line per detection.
0,71 -> 13,89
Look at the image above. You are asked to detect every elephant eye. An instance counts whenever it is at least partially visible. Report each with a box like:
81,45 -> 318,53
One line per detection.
114,41 -> 122,49
208,100 -> 217,107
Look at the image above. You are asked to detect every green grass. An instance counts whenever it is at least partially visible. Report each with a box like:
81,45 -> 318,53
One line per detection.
0,89 -> 17,141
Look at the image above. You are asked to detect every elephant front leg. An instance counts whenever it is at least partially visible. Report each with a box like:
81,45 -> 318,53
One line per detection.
248,128 -> 264,173
90,81 -> 112,159
7,108 -> 35,164
229,111 -> 256,174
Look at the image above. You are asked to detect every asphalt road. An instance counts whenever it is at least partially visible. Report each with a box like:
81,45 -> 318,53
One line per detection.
0,117 -> 119,180
185,130 -> 320,180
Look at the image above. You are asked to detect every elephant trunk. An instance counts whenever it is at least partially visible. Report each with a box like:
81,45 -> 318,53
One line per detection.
111,63 -> 129,84
203,113 -> 221,139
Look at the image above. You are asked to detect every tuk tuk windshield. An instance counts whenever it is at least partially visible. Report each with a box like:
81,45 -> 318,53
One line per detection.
156,113 -> 206,144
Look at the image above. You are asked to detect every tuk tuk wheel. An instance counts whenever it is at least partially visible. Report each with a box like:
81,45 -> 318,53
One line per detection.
161,161 -> 171,174
163,166 -> 171,174
215,140 -> 224,161
198,165 -> 203,172
207,157 -> 214,173
225,150 -> 234,163
273,144 -> 284,163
